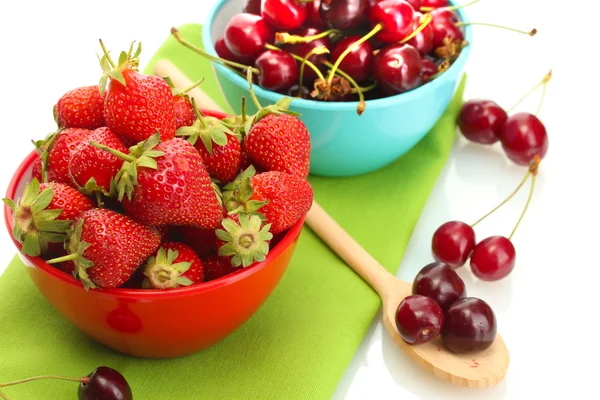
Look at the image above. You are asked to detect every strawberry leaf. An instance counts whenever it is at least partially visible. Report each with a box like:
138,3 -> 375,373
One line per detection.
175,276 -> 193,286
216,213 -> 273,268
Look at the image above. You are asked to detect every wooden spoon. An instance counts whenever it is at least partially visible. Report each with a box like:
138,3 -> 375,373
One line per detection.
152,59 -> 510,388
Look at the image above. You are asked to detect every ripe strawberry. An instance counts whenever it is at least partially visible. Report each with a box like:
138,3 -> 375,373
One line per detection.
69,127 -> 127,195
177,112 -> 242,183
34,128 -> 93,185
32,157 -> 43,182
203,255 -> 239,281
143,241 -> 204,289
244,113 -> 311,178
99,41 -> 176,142
54,85 -> 106,129
223,167 -> 313,234
3,179 -> 94,257
172,225 -> 217,258
216,213 -> 273,267
174,94 -> 196,129
94,133 -> 223,229
47,208 -> 161,289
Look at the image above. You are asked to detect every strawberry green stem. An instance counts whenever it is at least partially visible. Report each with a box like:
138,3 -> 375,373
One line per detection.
241,97 -> 247,126
89,142 -> 137,163
246,68 -> 263,110
190,98 -> 208,129
171,27 -> 260,74
323,60 -> 366,115
98,39 -> 116,68
327,24 -> 383,86
506,70 -> 552,114
421,0 -> 480,12
0,375 -> 88,388
400,12 -> 433,43
182,78 -> 205,94
509,174 -> 536,240
455,22 -> 537,36
276,28 -> 341,45
95,192 -> 103,208
46,253 -> 79,264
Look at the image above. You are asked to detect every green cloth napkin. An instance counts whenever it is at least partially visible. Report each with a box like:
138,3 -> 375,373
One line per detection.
0,24 -> 465,400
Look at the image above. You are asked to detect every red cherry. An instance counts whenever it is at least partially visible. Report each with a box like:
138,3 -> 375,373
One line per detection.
79,367 -> 132,400
421,57 -> 437,80
432,19 -> 464,48
430,8 -> 459,24
262,0 -> 308,31
442,297 -> 496,353
374,43 -> 422,94
422,0 -> 448,7
431,221 -> 476,269
255,49 -> 299,92
243,0 -> 263,15
224,13 -> 273,59
215,37 -> 253,65
499,113 -> 548,165
368,0 -> 422,9
286,27 -> 331,83
320,0 -> 369,30
330,35 -> 374,82
369,0 -> 415,43
395,294 -> 444,344
470,236 -> 516,281
412,262 -> 466,311
458,100 -> 508,144
307,0 -> 326,28
407,11 -> 434,56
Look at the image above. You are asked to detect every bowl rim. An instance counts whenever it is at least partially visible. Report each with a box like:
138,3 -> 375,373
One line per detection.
202,0 -> 473,110
3,109 -> 306,300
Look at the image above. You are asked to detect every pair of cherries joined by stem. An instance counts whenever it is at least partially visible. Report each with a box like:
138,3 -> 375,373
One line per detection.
0,366 -> 132,400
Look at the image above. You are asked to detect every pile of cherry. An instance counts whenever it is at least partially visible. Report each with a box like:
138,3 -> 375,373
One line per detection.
195,0 -> 535,115
394,71 -> 551,352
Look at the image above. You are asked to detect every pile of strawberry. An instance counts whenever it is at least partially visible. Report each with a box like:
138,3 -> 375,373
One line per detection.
4,42 -> 313,291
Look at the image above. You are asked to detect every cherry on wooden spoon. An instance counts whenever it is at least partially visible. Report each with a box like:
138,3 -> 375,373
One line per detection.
151,59 -> 510,388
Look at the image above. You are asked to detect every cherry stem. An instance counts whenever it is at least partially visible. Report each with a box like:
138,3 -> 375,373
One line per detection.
170,27 -> 260,75
89,142 -> 137,163
264,43 -> 326,82
300,46 -> 330,88
351,82 -> 377,94
98,39 -> 116,68
455,22 -> 537,36
190,98 -> 208,129
506,70 -> 552,113
509,174 -> 536,240
400,12 -> 433,43
0,389 -> 9,400
0,375 -> 88,388
276,28 -> 341,45
46,253 -> 78,264
421,0 -> 480,12
327,23 -> 383,86
323,60 -> 366,115
182,78 -> 205,93
246,68 -> 263,110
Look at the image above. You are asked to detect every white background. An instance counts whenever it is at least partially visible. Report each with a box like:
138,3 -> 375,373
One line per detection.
1,1 -> 598,399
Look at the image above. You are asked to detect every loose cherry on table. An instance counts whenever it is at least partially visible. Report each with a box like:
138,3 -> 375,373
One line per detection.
431,221 -> 476,269
0,366 -> 132,400
412,262 -> 466,311
470,236 -> 516,281
319,0 -> 368,31
500,113 -> 548,166
442,297 -> 497,353
262,0 -> 308,31
395,294 -> 444,344
458,100 -> 508,144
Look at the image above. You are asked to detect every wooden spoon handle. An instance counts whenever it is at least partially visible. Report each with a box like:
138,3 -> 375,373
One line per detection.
151,59 -> 396,297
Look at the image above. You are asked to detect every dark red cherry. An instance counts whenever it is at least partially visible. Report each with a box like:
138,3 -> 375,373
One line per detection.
243,0 -> 262,15
470,236 -> 516,281
255,49 -> 299,92
78,367 -> 132,400
442,297 -> 497,353
369,0 -> 415,43
432,20 -> 464,48
288,83 -> 310,98
412,262 -> 466,311
330,35 -> 374,82
499,113 -> 549,165
421,57 -> 437,80
430,8 -> 459,24
407,11 -> 434,56
459,100 -> 508,145
287,27 -> 331,83
320,0 -> 369,31
215,37 -> 253,65
307,0 -> 326,28
262,0 -> 308,31
395,294 -> 444,344
374,43 -> 422,94
422,0 -> 448,7
432,221 -> 476,268
224,14 -> 273,59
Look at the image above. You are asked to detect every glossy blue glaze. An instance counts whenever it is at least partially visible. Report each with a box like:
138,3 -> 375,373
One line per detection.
202,0 -> 472,177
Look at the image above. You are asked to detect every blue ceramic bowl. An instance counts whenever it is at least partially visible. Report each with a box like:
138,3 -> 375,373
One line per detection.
203,0 -> 472,177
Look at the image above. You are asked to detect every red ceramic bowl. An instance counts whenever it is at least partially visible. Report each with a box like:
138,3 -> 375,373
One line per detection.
3,109 -> 306,358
